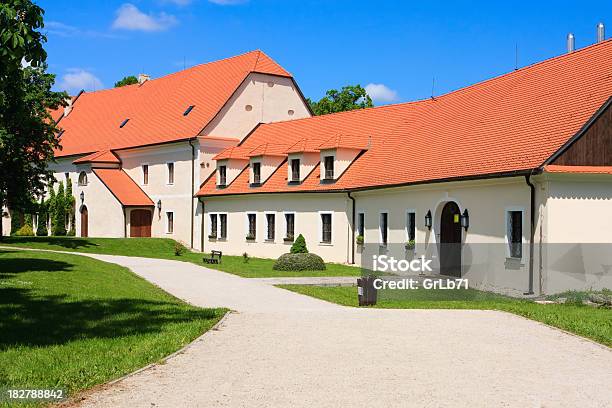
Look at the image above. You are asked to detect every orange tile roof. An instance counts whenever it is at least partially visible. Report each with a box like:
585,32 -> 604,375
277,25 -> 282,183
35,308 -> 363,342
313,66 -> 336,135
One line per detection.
93,168 -> 154,206
247,143 -> 291,157
55,50 -> 292,157
198,39 -> 612,197
73,150 -> 120,164
544,165 -> 612,175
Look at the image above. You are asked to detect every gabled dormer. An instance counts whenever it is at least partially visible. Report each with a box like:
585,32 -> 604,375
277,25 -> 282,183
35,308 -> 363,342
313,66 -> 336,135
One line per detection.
213,147 -> 250,188
285,139 -> 320,183
317,135 -> 370,183
247,143 -> 287,186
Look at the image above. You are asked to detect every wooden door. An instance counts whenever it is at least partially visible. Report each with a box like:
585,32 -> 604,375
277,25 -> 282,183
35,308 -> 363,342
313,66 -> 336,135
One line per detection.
130,209 -> 152,237
80,206 -> 88,237
440,202 -> 462,277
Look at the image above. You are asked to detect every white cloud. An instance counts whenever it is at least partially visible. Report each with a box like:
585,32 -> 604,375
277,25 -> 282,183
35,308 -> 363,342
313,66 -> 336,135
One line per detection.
365,83 -> 399,103
46,21 -> 121,39
59,69 -> 104,94
112,4 -> 178,32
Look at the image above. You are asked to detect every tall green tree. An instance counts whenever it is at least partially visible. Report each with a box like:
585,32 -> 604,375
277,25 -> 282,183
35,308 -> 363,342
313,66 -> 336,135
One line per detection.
0,0 -> 67,237
36,196 -> 48,236
307,85 -> 373,116
114,75 -> 138,87
52,181 -> 65,236
65,177 -> 75,235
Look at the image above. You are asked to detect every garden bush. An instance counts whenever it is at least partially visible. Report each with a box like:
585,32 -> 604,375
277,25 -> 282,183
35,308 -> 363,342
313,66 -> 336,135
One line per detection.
273,253 -> 326,271
290,234 -> 308,254
15,224 -> 34,236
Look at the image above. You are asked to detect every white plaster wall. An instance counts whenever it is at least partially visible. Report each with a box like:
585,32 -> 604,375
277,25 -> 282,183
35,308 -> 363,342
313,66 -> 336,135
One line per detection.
287,152 -> 319,182
215,158 -> 248,187
201,73 -> 310,140
118,143 -> 195,246
354,178 -> 533,295
538,174 -> 612,293
249,156 -> 284,184
319,148 -> 360,180
201,193 -> 351,263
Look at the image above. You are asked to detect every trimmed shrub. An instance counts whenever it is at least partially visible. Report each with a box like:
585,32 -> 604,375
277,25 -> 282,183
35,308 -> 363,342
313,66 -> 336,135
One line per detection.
15,224 -> 34,236
174,241 -> 185,256
52,182 -> 66,236
290,234 -> 308,254
273,253 -> 326,271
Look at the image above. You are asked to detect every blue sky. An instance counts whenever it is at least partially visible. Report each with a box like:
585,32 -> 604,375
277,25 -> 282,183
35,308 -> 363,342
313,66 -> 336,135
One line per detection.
41,0 -> 610,104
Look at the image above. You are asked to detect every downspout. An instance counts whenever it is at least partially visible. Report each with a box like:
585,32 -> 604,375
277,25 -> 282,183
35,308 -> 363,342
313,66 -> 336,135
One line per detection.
200,198 -> 205,252
189,139 -> 196,249
123,207 -> 127,238
524,173 -> 536,295
347,192 -> 356,264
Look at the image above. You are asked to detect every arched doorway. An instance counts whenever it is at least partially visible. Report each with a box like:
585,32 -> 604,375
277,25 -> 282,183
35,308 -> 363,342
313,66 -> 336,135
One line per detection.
440,201 -> 462,277
130,209 -> 152,237
80,206 -> 88,237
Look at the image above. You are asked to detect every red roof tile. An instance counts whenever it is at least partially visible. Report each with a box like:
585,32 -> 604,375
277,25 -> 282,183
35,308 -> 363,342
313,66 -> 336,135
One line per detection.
544,165 -> 612,175
73,150 -> 120,164
93,169 -> 154,206
198,39 -> 612,197
56,50 -> 292,157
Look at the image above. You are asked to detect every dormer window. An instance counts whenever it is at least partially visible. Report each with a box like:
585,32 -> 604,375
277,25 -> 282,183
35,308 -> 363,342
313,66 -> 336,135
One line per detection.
323,156 -> 334,180
252,162 -> 261,185
218,165 -> 227,186
291,158 -> 300,182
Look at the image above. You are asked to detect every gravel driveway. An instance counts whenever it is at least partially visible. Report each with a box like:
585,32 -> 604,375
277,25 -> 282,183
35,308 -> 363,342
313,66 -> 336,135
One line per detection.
50,253 -> 611,408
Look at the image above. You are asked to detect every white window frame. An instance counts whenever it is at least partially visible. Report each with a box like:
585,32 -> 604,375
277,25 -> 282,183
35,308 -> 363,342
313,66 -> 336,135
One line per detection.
290,158 -> 300,182
166,162 -> 175,185
251,160 -> 262,185
318,210 -> 333,244
283,211 -> 296,239
217,164 -> 227,186
504,207 -> 525,260
357,212 -> 365,237
379,211 -> 389,247
142,163 -> 149,185
78,171 -> 88,186
208,212 -> 228,240
208,213 -> 218,239
322,154 -> 335,180
405,209 -> 416,241
264,211 -> 276,242
165,210 -> 174,234
245,212 -> 257,241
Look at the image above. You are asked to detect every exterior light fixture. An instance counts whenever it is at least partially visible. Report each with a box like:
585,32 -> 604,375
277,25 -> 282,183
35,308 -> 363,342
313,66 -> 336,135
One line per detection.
80,191 -> 85,204
461,209 -> 469,230
157,199 -> 162,211
424,210 -> 432,230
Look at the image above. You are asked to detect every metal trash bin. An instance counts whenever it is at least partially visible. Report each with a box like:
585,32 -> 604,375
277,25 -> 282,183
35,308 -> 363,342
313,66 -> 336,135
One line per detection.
357,276 -> 378,306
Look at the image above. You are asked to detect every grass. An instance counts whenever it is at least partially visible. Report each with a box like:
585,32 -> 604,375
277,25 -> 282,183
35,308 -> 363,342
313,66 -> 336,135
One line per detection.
278,285 -> 612,347
0,236 -> 363,278
0,249 -> 226,407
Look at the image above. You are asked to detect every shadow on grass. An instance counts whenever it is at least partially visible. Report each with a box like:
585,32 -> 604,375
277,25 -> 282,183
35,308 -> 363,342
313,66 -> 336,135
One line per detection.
0,236 -> 99,250
0,286 -> 216,350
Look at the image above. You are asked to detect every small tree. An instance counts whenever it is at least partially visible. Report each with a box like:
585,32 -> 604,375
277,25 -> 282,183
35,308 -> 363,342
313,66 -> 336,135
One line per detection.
10,210 -> 23,235
52,181 -> 66,236
114,75 -> 138,87
47,185 -> 56,233
65,178 -> 75,235
290,234 -> 308,254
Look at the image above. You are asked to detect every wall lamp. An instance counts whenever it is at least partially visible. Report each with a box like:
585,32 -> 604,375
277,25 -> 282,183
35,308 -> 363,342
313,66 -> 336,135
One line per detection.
157,199 -> 162,212
461,209 -> 469,230
80,191 -> 85,204
424,210 -> 432,230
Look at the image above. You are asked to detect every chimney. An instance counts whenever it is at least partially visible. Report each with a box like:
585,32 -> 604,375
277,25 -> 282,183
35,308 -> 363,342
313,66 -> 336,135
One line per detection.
63,97 -> 73,117
597,22 -> 605,43
138,74 -> 150,85
567,33 -> 575,53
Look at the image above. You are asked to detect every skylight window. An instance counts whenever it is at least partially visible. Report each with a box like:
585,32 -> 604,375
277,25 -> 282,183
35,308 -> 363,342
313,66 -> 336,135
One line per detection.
57,130 -> 65,138
119,118 -> 130,128
183,105 -> 195,116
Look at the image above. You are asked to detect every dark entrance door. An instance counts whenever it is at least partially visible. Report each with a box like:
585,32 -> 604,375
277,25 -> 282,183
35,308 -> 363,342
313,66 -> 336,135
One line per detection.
440,201 -> 462,277
80,206 -> 88,238
130,209 -> 152,237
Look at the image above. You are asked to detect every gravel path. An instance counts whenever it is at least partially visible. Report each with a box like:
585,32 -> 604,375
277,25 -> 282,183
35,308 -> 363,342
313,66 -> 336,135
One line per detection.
6,249 -> 610,407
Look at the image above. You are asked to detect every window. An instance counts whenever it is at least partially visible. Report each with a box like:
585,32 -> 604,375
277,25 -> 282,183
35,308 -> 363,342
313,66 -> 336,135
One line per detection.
183,105 -> 195,116
291,158 -> 300,181
320,212 -> 332,243
247,213 -> 256,239
357,213 -> 365,237
507,210 -> 523,258
380,212 -> 388,246
166,212 -> 174,234
285,213 -> 295,239
167,162 -> 174,185
142,165 -> 149,185
218,165 -> 227,186
219,214 -> 227,239
252,162 -> 261,185
406,211 -> 416,242
64,172 -> 69,181
209,214 -> 218,238
266,213 -> 275,241
78,171 -> 88,186
119,118 -> 129,128
323,156 -> 334,180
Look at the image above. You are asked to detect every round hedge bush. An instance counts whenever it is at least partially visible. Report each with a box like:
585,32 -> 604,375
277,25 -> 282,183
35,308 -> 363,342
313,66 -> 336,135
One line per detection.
273,253 -> 326,271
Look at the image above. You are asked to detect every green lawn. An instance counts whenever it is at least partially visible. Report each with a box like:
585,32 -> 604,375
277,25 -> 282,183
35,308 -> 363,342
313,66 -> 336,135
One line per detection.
0,237 -> 362,278
278,285 -> 612,347
0,249 -> 226,407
